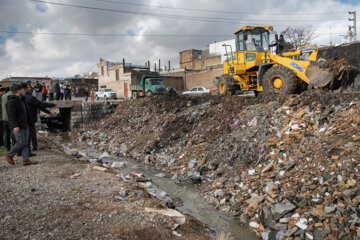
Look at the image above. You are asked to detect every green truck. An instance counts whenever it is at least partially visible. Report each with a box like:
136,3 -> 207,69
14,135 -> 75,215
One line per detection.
130,75 -> 166,99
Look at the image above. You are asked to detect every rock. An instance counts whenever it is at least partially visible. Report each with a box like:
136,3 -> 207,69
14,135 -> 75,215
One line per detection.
262,206 -> 276,229
93,166 -> 107,172
324,206 -> 336,214
271,198 -> 296,220
265,181 -> 275,193
275,223 -> 288,230
120,143 -> 127,153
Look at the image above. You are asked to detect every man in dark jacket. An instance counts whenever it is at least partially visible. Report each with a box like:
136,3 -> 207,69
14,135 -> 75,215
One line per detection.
54,80 -> 61,100
33,81 -> 43,101
25,83 -> 56,153
6,83 -> 37,166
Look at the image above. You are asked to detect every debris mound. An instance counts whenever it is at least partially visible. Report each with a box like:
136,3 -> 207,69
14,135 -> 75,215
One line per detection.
81,91 -> 360,239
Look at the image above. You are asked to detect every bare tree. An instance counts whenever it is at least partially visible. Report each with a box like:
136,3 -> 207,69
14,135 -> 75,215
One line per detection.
281,27 -> 316,49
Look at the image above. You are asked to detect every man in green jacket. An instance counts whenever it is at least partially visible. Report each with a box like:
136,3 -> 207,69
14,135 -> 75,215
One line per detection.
271,35 -> 286,54
2,84 -> 16,151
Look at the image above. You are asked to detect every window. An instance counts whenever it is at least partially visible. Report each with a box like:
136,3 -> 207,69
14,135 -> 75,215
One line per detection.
191,88 -> 197,92
115,70 -> 119,81
243,28 -> 269,52
150,79 -> 164,85
101,66 -> 104,76
236,32 -> 244,51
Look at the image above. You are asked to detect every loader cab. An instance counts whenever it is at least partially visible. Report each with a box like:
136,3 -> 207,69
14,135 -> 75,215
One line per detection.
234,26 -> 272,67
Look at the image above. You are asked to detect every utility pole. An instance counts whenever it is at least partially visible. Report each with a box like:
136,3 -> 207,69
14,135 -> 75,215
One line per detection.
349,11 -> 357,42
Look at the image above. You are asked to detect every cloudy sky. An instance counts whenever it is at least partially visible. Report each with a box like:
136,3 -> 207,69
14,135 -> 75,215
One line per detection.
0,0 -> 359,79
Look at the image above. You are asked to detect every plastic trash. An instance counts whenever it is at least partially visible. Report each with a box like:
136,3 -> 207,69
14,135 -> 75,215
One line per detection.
155,173 -> 165,178
111,162 -> 126,168
188,159 -> 197,169
157,191 -> 167,199
99,152 -> 109,160
89,159 -> 99,163
63,145 -> 72,155
78,151 -> 87,157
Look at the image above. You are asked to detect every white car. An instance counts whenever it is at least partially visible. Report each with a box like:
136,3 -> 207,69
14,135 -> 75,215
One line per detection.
182,86 -> 211,96
95,88 -> 118,100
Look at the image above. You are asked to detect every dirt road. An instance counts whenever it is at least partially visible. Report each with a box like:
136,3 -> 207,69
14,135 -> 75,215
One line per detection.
0,138 -> 210,240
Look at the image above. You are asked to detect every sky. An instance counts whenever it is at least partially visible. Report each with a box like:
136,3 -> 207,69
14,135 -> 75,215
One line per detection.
0,0 -> 359,79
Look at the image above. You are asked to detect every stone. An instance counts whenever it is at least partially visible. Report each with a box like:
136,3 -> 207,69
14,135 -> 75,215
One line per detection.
271,198 -> 296,220
324,206 -> 336,214
275,223 -> 288,230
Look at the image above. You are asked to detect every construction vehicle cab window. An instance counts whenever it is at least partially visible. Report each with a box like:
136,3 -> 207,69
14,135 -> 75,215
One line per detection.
218,26 -> 335,96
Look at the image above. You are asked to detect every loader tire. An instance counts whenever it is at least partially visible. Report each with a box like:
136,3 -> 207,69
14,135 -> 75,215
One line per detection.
262,65 -> 299,94
218,76 -> 229,96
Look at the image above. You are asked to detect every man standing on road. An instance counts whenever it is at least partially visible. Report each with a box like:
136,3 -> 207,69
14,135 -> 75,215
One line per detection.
6,83 -> 37,166
33,81 -> 43,101
47,80 -> 55,101
2,84 -> 17,151
25,83 -> 56,153
54,80 -> 61,100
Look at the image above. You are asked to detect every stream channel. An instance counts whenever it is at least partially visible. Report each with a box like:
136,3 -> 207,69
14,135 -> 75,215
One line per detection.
63,138 -> 260,240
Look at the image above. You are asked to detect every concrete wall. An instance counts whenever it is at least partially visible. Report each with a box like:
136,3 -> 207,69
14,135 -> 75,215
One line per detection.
71,101 -> 119,131
318,42 -> 360,69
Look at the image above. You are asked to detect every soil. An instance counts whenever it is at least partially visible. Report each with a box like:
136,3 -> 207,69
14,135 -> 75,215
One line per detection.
0,137 -> 210,240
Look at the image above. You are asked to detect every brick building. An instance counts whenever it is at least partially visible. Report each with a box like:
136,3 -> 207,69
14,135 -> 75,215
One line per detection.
179,49 -> 222,70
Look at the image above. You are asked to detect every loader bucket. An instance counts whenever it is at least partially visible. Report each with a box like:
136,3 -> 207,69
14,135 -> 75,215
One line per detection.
306,64 -> 334,88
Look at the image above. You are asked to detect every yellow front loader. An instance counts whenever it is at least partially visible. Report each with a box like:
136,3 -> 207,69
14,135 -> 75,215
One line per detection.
218,26 -> 333,95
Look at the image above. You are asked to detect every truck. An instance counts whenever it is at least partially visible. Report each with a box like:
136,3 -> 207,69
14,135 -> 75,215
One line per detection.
130,75 -> 167,99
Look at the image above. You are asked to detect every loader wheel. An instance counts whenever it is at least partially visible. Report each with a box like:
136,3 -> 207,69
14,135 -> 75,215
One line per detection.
218,76 -> 228,96
262,66 -> 299,94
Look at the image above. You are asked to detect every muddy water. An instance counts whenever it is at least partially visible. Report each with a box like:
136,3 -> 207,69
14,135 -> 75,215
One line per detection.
66,140 -> 259,240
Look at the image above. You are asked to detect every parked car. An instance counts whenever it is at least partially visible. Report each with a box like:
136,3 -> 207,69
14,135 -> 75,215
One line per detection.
182,86 -> 211,96
95,88 -> 118,100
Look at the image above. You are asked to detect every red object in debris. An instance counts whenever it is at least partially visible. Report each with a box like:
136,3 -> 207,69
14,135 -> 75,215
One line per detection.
136,126 -> 141,131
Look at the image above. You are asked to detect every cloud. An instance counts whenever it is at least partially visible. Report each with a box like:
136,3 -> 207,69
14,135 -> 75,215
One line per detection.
0,0 -> 358,79
35,2 -> 48,12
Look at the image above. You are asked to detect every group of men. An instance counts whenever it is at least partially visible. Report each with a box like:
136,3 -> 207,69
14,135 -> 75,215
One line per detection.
0,82 -> 56,165
33,80 -> 72,102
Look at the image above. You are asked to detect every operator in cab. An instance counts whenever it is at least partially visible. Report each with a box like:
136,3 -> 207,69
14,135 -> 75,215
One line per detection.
271,34 -> 285,54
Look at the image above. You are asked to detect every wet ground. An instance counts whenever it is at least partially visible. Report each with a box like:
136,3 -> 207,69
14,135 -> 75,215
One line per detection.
65,138 -> 260,240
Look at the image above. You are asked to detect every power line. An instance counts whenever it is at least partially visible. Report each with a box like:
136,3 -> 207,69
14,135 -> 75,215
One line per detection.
0,30 -> 345,38
0,30 -> 232,37
95,0 -> 345,16
30,0 -> 349,28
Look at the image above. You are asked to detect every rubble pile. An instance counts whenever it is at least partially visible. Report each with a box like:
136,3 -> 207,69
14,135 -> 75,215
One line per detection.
80,90 -> 360,239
